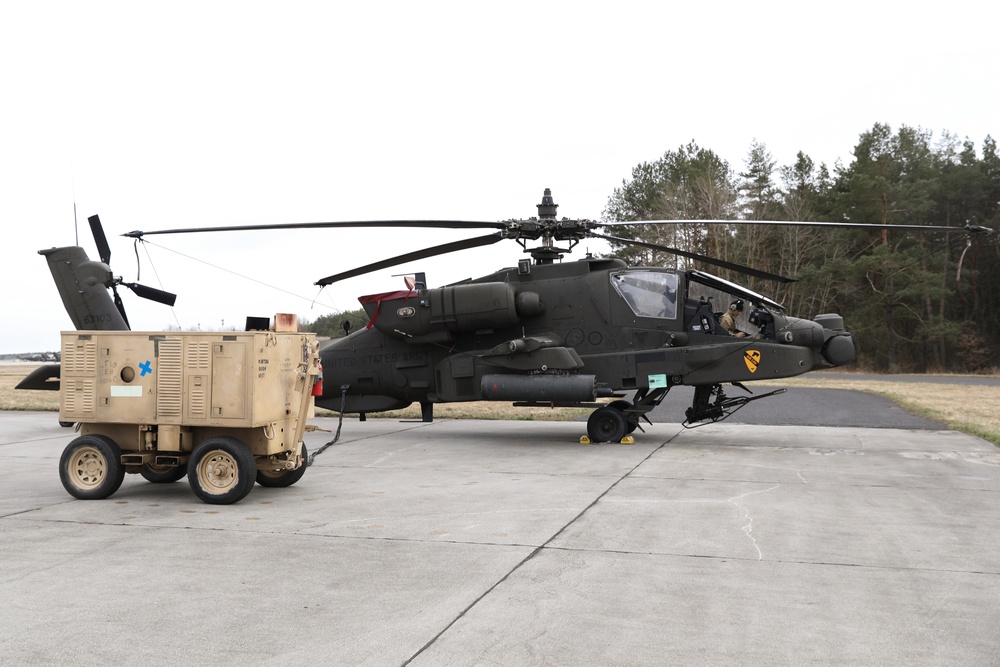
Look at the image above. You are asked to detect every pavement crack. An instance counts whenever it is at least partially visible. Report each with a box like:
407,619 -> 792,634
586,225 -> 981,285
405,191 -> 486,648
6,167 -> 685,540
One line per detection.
727,483 -> 780,561
401,432 -> 680,666
363,442 -> 425,468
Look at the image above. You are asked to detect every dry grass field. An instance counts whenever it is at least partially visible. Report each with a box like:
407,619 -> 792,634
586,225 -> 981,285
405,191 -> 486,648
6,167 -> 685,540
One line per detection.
0,364 -> 59,411
3,363 -> 998,446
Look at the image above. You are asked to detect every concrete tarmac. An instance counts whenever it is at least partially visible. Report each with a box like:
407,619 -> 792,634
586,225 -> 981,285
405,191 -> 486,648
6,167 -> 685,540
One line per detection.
2,410 -> 998,666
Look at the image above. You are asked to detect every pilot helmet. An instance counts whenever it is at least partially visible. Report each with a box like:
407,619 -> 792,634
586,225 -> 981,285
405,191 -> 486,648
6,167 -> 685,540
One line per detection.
730,299 -> 744,312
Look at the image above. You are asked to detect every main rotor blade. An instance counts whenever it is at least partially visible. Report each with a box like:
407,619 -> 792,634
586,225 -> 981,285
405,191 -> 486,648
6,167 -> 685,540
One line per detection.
123,282 -> 178,307
124,219 -> 508,238
316,233 -> 504,286
600,219 -> 992,234
588,231 -> 795,283
89,215 -> 112,265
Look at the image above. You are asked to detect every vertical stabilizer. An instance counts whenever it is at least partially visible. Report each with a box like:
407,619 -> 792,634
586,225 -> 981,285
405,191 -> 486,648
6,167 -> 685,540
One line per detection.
40,246 -> 129,331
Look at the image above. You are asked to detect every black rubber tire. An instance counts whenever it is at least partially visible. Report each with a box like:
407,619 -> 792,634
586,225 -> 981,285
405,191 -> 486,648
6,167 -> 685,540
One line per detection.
187,436 -> 256,505
256,444 -> 308,488
59,421 -> 75,428
59,434 -> 126,500
140,463 -> 188,484
607,400 -> 639,434
587,406 -> 627,443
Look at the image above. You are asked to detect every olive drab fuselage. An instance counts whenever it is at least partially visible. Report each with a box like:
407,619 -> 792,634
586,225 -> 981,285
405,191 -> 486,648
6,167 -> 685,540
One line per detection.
316,256 -> 859,429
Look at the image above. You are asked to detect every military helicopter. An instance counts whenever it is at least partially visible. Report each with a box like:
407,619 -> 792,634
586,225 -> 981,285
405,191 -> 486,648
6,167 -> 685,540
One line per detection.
25,190 -> 990,442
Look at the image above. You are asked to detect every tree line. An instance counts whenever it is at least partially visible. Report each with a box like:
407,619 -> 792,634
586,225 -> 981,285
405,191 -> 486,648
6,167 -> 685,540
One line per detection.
603,124 -> 1000,373
307,123 -> 998,373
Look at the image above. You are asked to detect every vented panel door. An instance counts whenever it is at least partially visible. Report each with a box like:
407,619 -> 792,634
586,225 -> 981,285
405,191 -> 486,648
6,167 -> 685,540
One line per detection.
211,342 -> 247,419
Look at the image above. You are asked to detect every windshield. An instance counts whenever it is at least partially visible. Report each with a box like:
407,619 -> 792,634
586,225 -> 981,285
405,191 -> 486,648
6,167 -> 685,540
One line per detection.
611,271 -> 678,319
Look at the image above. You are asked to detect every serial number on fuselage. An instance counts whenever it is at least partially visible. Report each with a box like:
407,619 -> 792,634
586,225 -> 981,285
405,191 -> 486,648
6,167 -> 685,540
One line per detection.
82,313 -> 120,326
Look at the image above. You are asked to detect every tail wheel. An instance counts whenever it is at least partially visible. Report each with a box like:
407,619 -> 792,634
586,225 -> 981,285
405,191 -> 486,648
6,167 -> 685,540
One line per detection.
187,437 -> 256,505
256,444 -> 309,488
587,406 -> 627,443
59,435 -> 126,500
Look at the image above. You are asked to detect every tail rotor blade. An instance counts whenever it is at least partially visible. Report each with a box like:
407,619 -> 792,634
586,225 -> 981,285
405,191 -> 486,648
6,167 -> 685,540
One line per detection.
110,284 -> 131,329
124,282 -> 178,307
88,215 -> 113,265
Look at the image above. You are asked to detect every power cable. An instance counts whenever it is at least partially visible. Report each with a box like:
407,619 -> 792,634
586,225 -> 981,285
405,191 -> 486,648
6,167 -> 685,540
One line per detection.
134,238 -> 341,313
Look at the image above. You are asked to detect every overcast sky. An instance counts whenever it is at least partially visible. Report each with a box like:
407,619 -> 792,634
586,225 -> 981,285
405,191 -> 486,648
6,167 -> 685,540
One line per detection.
2,1 -> 997,354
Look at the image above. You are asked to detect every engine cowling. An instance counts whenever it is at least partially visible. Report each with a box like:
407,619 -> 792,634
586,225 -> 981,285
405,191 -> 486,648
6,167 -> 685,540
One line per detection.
361,283 -> 542,338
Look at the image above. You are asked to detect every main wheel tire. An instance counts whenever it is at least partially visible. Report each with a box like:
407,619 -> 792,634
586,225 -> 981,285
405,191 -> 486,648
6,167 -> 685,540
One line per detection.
607,400 -> 639,434
587,406 -> 627,443
256,444 -> 308,488
187,437 -> 256,505
59,435 -> 126,500
140,463 -> 188,483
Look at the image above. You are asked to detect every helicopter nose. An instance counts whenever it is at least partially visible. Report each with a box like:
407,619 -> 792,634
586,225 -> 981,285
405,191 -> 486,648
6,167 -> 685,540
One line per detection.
779,317 -> 825,347
814,314 -> 859,366
822,333 -> 859,366
777,315 -> 859,367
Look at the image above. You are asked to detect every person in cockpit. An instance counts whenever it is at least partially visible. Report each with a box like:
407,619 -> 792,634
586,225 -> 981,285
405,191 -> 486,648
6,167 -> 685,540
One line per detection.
719,299 -> 748,337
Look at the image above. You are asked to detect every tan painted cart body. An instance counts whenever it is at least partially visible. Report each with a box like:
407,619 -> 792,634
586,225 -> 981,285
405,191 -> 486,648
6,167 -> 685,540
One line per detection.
58,329 -> 320,504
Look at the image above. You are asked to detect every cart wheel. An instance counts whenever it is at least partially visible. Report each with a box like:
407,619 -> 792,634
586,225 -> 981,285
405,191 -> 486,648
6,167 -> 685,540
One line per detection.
256,444 -> 308,488
187,437 -> 256,505
140,463 -> 188,483
587,406 -> 627,443
59,435 -> 126,500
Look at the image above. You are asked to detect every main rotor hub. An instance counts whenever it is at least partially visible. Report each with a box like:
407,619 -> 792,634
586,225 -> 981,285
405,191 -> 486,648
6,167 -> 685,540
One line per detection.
522,188 -> 573,264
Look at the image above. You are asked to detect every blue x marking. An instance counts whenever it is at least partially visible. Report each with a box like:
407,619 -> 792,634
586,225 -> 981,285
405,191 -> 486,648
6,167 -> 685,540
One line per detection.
139,360 -> 152,376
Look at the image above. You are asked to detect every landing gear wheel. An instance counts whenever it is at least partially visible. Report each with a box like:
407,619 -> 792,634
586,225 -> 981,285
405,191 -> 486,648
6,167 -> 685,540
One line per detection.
588,406 -> 627,443
59,435 -> 126,499
256,444 -> 308,488
140,463 -> 188,483
188,436 -> 256,505
607,400 -> 639,434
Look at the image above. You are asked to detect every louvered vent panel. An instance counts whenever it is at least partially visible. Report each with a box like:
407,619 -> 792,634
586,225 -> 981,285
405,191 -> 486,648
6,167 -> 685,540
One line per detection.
187,341 -> 209,420
189,384 -> 206,419
79,381 -> 95,413
63,380 -> 95,416
156,338 -> 183,418
65,341 -> 97,376
188,342 -> 210,369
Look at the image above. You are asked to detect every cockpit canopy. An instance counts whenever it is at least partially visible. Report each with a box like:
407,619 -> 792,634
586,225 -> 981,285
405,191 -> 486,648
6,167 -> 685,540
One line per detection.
611,270 -> 678,320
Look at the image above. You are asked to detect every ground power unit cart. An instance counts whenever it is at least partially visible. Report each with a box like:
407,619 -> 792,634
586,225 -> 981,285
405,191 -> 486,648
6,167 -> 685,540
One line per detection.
58,328 -> 321,505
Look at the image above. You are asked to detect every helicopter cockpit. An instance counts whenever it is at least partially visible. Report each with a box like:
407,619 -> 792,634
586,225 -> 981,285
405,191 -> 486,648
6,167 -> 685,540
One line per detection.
684,270 -> 783,339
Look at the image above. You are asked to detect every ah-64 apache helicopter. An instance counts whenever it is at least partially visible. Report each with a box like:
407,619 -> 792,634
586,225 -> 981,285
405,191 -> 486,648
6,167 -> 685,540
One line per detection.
24,189 -> 990,442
